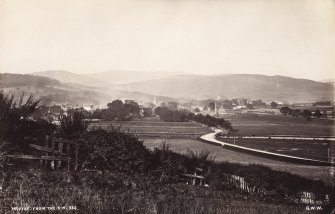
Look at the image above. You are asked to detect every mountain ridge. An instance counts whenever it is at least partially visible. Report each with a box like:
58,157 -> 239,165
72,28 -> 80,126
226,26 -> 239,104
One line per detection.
30,70 -> 108,87
112,74 -> 334,103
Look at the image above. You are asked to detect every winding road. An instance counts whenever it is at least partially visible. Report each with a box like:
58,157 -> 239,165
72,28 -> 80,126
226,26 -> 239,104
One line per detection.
200,129 -> 333,166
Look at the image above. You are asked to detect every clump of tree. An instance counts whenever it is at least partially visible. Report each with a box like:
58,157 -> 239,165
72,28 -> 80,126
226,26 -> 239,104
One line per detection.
302,109 -> 313,121
102,100 -> 140,121
190,113 -> 232,130
313,101 -> 331,106
279,106 -> 292,116
90,109 -> 103,119
279,106 -> 322,121
313,109 -> 322,118
142,107 -> 153,117
154,106 -> 232,131
154,107 -> 190,122
270,101 -> 278,109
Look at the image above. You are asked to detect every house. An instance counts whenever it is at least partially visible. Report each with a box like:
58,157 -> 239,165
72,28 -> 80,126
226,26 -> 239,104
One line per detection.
233,105 -> 246,110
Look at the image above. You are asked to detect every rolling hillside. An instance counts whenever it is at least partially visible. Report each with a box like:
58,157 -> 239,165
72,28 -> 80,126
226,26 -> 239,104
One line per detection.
0,73 -> 110,106
87,70 -> 190,84
30,70 -> 108,87
0,73 -> 176,106
113,74 -> 335,103
0,73 -> 61,87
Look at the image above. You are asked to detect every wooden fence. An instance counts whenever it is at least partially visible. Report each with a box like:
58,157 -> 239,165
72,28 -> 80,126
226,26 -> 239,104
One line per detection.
222,173 -> 330,206
6,136 -> 81,171
299,191 -> 330,205
223,173 -> 257,194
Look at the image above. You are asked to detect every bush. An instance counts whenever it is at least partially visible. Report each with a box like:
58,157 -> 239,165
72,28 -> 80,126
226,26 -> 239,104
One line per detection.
0,92 -> 40,141
58,111 -> 89,138
78,128 -> 151,172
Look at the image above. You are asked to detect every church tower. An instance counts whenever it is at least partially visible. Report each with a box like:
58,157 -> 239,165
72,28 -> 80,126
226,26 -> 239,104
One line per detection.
153,95 -> 157,106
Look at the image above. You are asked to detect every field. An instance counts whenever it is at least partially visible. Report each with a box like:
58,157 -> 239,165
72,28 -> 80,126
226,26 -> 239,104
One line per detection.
143,138 -> 335,185
89,117 -> 210,138
222,113 -> 335,137
90,115 -> 335,184
218,137 -> 332,162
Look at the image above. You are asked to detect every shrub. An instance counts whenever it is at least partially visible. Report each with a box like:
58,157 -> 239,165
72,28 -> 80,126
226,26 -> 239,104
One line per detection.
58,111 -> 89,138
0,92 -> 40,141
78,128 -> 150,172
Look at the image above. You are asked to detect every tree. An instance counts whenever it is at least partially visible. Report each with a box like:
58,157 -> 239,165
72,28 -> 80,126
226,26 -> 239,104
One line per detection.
302,109 -> 312,121
154,106 -> 170,117
291,109 -> 301,117
144,102 -> 155,109
232,99 -> 239,106
76,107 -> 91,118
91,109 -> 103,119
270,102 -> 278,109
194,108 -> 200,113
246,104 -> 254,109
107,100 -> 123,111
222,100 -> 233,109
313,109 -> 322,118
124,101 -> 140,116
280,106 -> 291,116
167,102 -> 178,111
104,100 -> 125,120
252,99 -> 266,106
143,107 -> 153,117
208,102 -> 215,112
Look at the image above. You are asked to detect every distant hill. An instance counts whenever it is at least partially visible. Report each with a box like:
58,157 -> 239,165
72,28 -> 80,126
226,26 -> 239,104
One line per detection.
0,73 -> 110,106
320,78 -> 335,83
0,73 -> 61,87
30,70 -> 107,87
0,73 -> 177,106
87,70 -> 190,84
113,74 -> 335,103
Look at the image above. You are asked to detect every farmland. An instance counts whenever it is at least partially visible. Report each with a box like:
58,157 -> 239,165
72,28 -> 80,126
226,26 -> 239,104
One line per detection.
217,137 -> 331,162
223,113 -> 335,137
143,138 -> 335,185
89,115 -> 335,184
89,117 -> 210,138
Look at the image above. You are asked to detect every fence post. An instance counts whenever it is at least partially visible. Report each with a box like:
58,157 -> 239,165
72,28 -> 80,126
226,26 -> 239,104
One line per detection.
74,144 -> 79,171
51,138 -> 55,170
66,143 -> 71,171
57,142 -> 63,168
44,135 -> 49,167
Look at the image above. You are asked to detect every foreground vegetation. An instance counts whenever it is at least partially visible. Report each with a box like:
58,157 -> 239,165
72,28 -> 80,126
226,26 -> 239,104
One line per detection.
1,169 -> 325,214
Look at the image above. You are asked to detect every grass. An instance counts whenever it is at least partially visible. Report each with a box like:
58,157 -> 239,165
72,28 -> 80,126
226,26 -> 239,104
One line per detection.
0,169 -> 318,214
219,138 -> 331,162
143,138 -> 335,185
89,117 -> 210,138
223,114 -> 334,136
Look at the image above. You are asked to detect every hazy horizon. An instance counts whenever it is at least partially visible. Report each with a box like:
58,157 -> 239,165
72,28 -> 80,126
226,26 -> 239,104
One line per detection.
2,69 -> 334,83
1,0 -> 334,82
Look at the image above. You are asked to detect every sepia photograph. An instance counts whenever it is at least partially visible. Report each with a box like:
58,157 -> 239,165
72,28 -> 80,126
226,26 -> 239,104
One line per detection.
0,0 -> 334,213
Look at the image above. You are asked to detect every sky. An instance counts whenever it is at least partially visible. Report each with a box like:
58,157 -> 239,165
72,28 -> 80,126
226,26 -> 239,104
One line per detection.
0,0 -> 334,81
